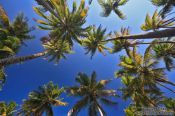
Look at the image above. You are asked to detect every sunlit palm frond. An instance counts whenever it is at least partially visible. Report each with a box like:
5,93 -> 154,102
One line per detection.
141,10 -> 175,31
0,5 -> 10,27
0,101 -> 17,116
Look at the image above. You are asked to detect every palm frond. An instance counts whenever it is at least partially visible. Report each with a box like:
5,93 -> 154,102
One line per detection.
67,71 -> 118,115
20,81 -> 67,115
0,101 -> 17,116
43,39 -> 73,63
82,25 -> 109,58
100,98 -> 118,106
113,8 -> 126,19
0,5 -> 9,27
34,0 -> 90,46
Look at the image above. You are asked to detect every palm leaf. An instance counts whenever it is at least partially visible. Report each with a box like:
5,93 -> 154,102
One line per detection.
0,5 -> 9,27
113,8 -> 126,19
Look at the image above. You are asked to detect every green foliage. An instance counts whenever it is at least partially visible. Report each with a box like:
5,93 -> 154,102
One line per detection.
0,6 -> 33,90
116,47 -> 170,107
124,104 -> 138,116
67,71 -> 117,116
151,0 -> 175,17
0,6 -> 33,59
111,27 -> 134,54
12,13 -> 34,41
82,25 -> 110,58
98,0 -> 129,19
0,6 -> 9,27
141,10 -> 175,31
0,0 -> 175,115
0,34 -> 21,58
152,38 -> 175,71
20,81 -> 67,116
42,36 -> 73,63
34,0 -> 91,46
0,101 -> 17,116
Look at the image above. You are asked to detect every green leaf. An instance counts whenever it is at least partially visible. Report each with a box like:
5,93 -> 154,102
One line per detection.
0,46 -> 14,54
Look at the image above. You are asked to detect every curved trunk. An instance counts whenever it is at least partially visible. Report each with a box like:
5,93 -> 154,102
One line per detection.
104,28 -> 175,42
0,51 -> 47,67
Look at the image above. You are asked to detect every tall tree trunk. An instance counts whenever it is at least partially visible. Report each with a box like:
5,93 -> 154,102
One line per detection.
0,51 -> 47,67
104,28 -> 175,42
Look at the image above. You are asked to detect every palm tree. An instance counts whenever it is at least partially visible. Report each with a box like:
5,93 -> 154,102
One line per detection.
67,71 -> 118,116
0,6 -> 33,59
0,35 -> 74,66
0,27 -> 175,67
1,1 -> 175,66
33,0 -> 91,46
12,13 -> 34,42
0,5 -> 33,89
20,81 -> 67,116
110,27 -> 136,57
152,38 -> 175,71
141,10 -> 175,31
82,25 -> 110,58
98,0 -> 129,19
41,36 -> 73,63
151,0 -> 175,17
118,73 -> 164,107
0,101 -> 17,116
116,47 -> 175,106
0,0 -> 90,67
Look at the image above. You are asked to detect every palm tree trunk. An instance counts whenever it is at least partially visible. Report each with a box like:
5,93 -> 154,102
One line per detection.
95,100 -> 106,116
132,41 -> 175,45
0,51 -> 47,67
103,28 -> 175,42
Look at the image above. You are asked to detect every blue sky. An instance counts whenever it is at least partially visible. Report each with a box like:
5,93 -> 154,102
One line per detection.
0,0 -> 174,116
